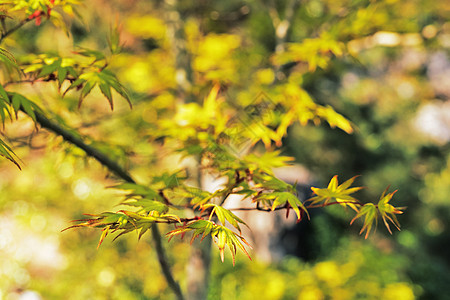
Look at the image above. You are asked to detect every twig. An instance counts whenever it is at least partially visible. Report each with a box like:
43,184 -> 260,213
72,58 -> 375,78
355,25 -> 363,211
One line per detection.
228,200 -> 363,212
3,79 -> 47,88
0,17 -> 33,44
152,225 -> 185,300
34,111 -> 135,182
306,200 -> 362,209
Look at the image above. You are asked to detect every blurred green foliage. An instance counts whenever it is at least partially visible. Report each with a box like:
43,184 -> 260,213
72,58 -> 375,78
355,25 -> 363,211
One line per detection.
0,0 -> 449,299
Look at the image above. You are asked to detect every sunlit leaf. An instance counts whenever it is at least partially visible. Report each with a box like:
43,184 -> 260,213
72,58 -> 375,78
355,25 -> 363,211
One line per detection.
253,172 -> 290,191
273,36 -> 344,71
64,210 -> 180,247
9,93 -> 43,124
167,220 -> 251,265
350,203 -> 378,239
38,59 -> 60,78
122,198 -> 169,214
97,226 -> 111,249
0,138 -> 21,169
308,175 -> 363,211
257,191 -> 309,221
202,204 -> 247,233
0,47 -> 21,75
243,151 -> 294,174
316,105 -> 354,134
0,85 -> 12,126
377,187 -> 403,234
73,47 -> 106,61
152,171 -> 186,189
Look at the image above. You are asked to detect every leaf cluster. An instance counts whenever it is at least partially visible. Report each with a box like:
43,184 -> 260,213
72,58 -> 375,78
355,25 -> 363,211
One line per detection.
0,4 -> 129,169
307,176 -> 405,239
63,210 -> 180,249
273,34 -> 344,71
167,219 -> 251,265
0,0 -> 406,268
21,49 -> 131,109
0,83 -> 43,168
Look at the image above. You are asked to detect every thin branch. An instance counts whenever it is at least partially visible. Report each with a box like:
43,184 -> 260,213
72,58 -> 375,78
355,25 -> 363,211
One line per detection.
218,171 -> 245,207
3,78 -> 49,88
228,200 -> 363,212
276,0 -> 300,50
30,110 -> 185,300
263,0 -> 301,81
307,200 -> 362,209
0,17 -> 33,44
164,0 -> 194,100
152,225 -> 185,300
34,111 -> 135,182
266,0 -> 281,29
184,148 -> 212,300
264,0 -> 300,53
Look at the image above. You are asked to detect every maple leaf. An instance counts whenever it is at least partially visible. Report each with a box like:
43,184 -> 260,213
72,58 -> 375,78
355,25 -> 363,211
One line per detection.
308,175 -> 363,212
167,220 -> 252,265
350,203 -> 378,239
350,186 -> 404,239
377,187 -> 404,234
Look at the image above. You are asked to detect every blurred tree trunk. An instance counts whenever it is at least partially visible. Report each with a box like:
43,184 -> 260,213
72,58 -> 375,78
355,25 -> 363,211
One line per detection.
186,165 -> 212,300
265,0 -> 300,80
164,1 -> 211,299
164,0 -> 193,100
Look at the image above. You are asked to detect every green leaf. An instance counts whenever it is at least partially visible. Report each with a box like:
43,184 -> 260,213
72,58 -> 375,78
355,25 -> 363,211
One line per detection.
0,138 -> 21,169
172,185 -> 213,207
138,222 -> 153,240
113,182 -> 162,200
152,171 -> 186,189
65,69 -> 131,110
243,150 -> 294,174
273,36 -> 344,71
38,59 -> 60,78
20,96 -> 37,123
73,47 -> 106,61
99,83 -> 113,109
98,69 -> 132,108
97,226 -> 111,249
253,173 -> 290,191
10,93 -> 42,124
308,175 -> 363,211
63,78 -> 86,96
108,22 -> 123,55
57,67 -> 68,86
78,80 -> 95,107
377,187 -> 403,234
11,93 -> 21,118
0,101 -> 10,127
122,198 -> 169,214
317,105 -> 354,134
65,208 -> 182,247
259,191 -> 309,221
0,85 -> 12,125
0,84 -> 10,103
0,47 -> 21,74
167,220 -> 252,265
350,203 -> 378,239
202,204 -> 247,233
